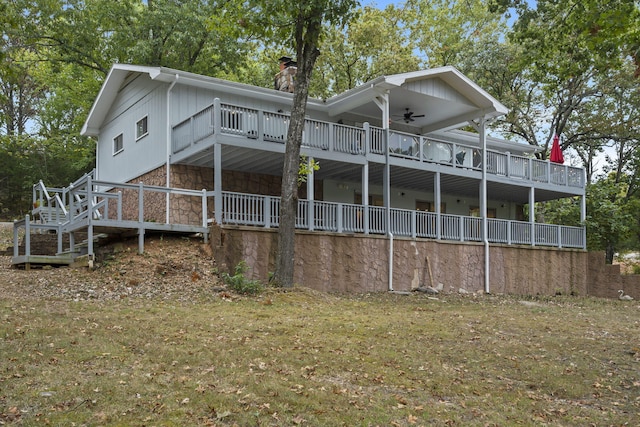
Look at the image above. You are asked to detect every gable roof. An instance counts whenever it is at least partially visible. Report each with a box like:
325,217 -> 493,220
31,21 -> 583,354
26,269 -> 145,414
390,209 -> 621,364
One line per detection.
326,66 -> 509,133
82,64 -> 509,138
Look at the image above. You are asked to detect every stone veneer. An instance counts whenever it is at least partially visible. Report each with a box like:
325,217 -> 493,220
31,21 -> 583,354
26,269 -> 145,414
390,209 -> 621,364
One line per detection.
117,165 -> 639,299
120,164 -> 322,226
210,225 -> 640,299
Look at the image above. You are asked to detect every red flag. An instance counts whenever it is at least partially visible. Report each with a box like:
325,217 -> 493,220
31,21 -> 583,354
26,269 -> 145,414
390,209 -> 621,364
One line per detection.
550,134 -> 564,164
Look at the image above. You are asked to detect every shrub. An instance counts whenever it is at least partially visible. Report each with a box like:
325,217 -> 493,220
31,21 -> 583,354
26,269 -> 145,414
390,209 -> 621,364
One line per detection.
221,261 -> 264,295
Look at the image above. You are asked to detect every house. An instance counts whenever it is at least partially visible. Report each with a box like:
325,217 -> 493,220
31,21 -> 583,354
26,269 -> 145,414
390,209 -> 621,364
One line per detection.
16,62 -> 595,296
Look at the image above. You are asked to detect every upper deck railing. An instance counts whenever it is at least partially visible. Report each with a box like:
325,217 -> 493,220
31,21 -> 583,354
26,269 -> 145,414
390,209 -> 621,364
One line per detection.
172,101 -> 585,189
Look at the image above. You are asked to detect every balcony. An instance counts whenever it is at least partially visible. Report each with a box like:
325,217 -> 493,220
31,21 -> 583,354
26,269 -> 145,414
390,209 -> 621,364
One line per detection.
172,101 -> 585,190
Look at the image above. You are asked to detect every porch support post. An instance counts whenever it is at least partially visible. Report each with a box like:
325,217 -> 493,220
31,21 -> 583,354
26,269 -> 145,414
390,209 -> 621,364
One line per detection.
580,193 -> 586,250
435,171 -> 441,240
307,156 -> 315,232
362,163 -> 369,235
214,142 -> 223,225
383,127 -> 390,234
373,91 -> 393,291
479,117 -> 490,294
529,186 -> 536,246
165,74 -> 179,225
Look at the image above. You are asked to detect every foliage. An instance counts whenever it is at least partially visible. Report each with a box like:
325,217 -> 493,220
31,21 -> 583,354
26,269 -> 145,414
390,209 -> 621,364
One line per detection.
405,0 -> 509,68
310,5 -> 420,98
297,155 -> 320,185
585,178 -> 634,263
220,261 -> 264,295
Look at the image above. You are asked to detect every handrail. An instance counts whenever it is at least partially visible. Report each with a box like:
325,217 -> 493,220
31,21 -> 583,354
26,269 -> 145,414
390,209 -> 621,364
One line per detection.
220,190 -> 586,249
173,102 -> 586,190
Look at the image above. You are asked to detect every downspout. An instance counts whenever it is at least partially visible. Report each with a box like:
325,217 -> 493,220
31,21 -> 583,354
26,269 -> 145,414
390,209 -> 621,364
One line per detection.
373,91 -> 393,291
165,74 -> 179,224
385,127 -> 393,291
479,117 -> 490,294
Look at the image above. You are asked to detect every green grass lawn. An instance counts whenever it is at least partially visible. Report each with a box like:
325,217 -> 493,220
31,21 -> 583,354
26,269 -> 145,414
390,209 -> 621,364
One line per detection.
1,288 -> 639,426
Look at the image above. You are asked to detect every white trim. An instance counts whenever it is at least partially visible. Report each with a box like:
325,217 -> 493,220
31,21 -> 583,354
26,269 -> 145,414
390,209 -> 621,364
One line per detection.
113,133 -> 124,155
135,115 -> 149,141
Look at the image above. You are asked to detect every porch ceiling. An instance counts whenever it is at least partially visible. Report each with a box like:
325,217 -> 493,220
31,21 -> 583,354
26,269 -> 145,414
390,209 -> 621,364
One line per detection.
174,145 -> 578,204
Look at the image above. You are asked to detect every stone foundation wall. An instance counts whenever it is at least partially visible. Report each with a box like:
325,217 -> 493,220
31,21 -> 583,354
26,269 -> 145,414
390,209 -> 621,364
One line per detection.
210,226 -> 628,297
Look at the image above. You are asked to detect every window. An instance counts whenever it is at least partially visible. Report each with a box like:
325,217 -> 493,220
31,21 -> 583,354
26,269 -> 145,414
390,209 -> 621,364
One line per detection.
416,200 -> 446,213
469,206 -> 496,218
136,116 -> 148,140
113,133 -> 124,155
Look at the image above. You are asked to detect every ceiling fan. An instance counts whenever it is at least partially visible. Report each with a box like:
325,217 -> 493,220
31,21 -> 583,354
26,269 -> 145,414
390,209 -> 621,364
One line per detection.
393,108 -> 425,123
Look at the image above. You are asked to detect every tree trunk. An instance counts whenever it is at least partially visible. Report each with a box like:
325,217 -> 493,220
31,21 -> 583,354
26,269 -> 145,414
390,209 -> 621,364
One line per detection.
272,44 -> 320,288
605,242 -> 615,264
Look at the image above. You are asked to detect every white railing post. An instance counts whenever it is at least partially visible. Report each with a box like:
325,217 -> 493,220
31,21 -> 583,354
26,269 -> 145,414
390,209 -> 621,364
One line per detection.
87,176 -> 94,257
213,98 -> 222,136
506,152 -> 511,177
328,123 -> 334,152
363,122 -> 370,155
13,220 -> 20,258
337,203 -> 343,233
138,182 -> 144,254
452,143 -> 458,167
507,220 -> 512,245
557,225 -> 562,248
201,189 -> 208,228
117,191 -> 123,221
24,215 -> 31,257
411,210 -> 417,239
257,110 -> 264,142
459,217 -> 464,241
264,196 -> 271,228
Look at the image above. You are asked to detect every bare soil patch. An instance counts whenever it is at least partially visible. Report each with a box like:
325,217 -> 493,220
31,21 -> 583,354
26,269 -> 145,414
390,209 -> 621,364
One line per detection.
0,223 -> 221,302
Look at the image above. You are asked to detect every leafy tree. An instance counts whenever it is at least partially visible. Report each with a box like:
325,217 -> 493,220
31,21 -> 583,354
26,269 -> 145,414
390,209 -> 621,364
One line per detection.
405,0 -> 508,68
484,0 -> 640,162
584,178 -> 633,263
310,5 -> 420,99
230,0 -> 358,287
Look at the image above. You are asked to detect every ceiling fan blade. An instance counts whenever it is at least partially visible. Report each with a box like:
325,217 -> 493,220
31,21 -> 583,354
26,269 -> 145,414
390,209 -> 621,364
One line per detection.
412,114 -> 425,118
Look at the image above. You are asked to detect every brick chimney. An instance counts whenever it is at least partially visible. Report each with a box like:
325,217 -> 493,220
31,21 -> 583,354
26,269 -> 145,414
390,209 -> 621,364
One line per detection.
274,56 -> 297,93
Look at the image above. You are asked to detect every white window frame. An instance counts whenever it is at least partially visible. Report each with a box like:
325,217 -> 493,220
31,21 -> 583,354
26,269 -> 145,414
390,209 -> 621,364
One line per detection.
113,133 -> 124,155
135,115 -> 149,141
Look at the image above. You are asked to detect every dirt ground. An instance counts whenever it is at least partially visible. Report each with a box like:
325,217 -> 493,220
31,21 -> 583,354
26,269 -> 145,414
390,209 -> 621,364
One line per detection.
0,223 -> 223,302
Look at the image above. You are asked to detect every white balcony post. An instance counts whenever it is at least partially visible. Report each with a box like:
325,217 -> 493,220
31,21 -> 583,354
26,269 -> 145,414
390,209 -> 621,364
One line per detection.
411,210 -> 417,239
529,187 -> 536,247
257,110 -> 264,142
581,193 -> 587,249
264,196 -> 271,228
137,182 -> 144,254
213,98 -> 221,135
363,122 -> 370,154
307,156 -> 315,231
507,220 -> 512,245
506,152 -> 511,177
435,171 -> 441,240
452,143 -> 458,167
328,123 -> 334,152
383,127 -> 390,234
362,163 -> 369,235
337,203 -> 343,233
214,143 -> 222,225
558,225 -> 562,248
201,189 -> 207,228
